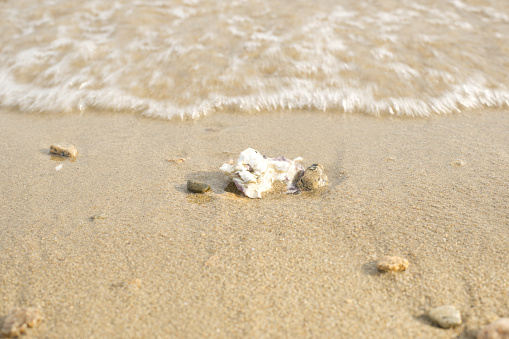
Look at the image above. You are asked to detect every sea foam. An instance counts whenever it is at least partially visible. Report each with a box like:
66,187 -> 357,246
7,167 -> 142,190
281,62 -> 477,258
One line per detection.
1,0 -> 509,118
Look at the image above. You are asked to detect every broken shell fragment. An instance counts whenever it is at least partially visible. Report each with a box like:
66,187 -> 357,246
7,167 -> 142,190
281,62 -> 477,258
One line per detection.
220,148 -> 305,198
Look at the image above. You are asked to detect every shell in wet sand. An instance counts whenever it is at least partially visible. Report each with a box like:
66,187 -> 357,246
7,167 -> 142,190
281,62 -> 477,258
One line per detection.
220,148 -> 305,198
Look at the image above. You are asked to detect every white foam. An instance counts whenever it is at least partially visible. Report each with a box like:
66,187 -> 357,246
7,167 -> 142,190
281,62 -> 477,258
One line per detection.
1,0 -> 509,119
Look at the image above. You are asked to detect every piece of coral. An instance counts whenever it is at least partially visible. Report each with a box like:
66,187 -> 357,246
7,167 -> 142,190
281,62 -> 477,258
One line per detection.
220,148 -> 305,198
376,255 -> 409,272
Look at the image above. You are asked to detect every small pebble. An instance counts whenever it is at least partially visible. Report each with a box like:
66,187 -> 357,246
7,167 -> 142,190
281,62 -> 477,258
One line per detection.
451,159 -> 465,167
0,307 -> 43,338
166,158 -> 187,163
187,180 -> 210,193
50,144 -> 78,158
91,213 -> 107,220
299,164 -> 328,190
376,255 -> 409,272
428,305 -> 462,328
477,318 -> 509,339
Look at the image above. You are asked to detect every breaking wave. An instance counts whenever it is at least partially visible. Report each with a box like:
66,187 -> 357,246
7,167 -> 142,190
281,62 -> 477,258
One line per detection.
1,0 -> 509,118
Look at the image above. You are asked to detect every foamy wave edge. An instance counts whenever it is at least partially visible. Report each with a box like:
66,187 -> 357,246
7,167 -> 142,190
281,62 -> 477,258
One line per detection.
1,70 -> 508,119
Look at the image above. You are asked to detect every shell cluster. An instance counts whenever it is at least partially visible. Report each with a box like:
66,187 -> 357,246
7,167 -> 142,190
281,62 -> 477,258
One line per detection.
220,148 -> 305,198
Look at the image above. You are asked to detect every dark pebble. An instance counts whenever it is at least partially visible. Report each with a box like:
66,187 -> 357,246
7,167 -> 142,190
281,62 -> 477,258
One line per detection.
91,213 -> 107,220
187,180 -> 210,193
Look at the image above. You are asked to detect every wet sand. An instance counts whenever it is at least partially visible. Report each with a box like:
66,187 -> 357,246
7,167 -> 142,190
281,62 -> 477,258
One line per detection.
0,108 -> 508,338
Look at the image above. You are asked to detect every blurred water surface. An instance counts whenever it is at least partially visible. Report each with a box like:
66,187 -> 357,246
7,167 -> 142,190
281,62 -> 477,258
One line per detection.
1,0 -> 509,118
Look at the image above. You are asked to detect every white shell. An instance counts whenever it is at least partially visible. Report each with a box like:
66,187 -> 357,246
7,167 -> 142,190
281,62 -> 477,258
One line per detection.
220,148 -> 304,198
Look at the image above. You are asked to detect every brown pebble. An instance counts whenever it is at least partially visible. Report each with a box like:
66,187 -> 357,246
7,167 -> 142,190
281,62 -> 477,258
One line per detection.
477,318 -> 509,339
0,307 -> 43,338
187,180 -> 210,193
299,163 -> 328,190
376,255 -> 409,272
91,213 -> 107,220
50,144 -> 78,158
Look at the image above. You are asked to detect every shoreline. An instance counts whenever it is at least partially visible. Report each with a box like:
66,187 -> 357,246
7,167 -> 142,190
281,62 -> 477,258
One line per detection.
0,108 -> 508,338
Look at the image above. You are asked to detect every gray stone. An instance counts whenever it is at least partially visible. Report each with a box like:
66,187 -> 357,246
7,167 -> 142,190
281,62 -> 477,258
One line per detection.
428,305 -> 462,328
299,163 -> 327,190
187,180 -> 210,193
50,144 -> 78,158
477,318 -> 509,339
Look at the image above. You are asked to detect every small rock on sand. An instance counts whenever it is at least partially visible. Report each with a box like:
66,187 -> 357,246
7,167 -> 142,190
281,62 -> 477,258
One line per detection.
187,180 -> 210,193
91,213 -> 107,220
376,255 -> 409,272
50,144 -> 78,158
477,318 -> 509,339
299,164 -> 328,190
166,158 -> 187,163
428,305 -> 462,329
0,307 -> 43,338
451,159 -> 465,167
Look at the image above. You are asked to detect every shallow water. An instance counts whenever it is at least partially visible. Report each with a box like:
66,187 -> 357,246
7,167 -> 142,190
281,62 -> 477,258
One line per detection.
1,0 -> 509,118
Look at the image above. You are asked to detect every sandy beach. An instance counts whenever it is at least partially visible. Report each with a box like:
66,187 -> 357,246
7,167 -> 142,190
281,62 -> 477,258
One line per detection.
0,108 -> 508,338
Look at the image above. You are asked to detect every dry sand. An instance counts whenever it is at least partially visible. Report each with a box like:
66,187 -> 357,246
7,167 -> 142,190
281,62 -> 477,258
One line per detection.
0,108 -> 508,338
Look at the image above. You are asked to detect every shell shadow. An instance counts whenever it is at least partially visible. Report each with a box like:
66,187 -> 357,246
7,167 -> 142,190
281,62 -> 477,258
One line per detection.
330,171 -> 347,188
39,148 -> 51,156
361,261 -> 381,276
413,313 -> 433,327
454,328 -> 478,339
223,181 -> 243,196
